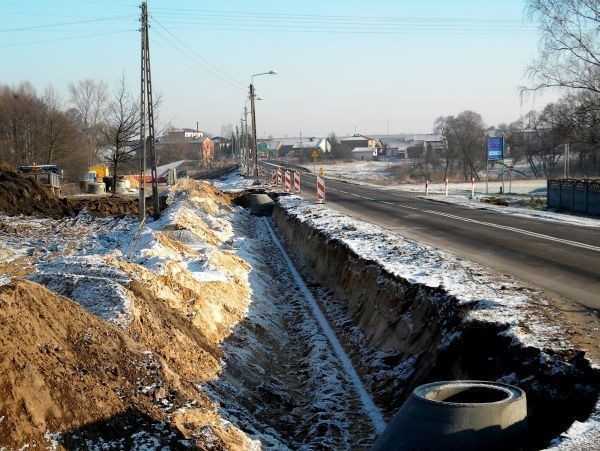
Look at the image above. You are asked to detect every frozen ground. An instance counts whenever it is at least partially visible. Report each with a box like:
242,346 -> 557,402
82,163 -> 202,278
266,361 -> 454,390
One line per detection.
277,195 -> 599,449
202,211 -> 382,449
277,196 -> 578,354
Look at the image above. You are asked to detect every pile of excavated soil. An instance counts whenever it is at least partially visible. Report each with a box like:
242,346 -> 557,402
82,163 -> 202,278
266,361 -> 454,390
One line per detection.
0,163 -> 73,218
0,179 -> 258,448
68,195 -> 167,218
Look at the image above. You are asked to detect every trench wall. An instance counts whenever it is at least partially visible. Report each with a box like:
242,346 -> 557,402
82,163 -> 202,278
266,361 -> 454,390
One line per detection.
272,203 -> 599,449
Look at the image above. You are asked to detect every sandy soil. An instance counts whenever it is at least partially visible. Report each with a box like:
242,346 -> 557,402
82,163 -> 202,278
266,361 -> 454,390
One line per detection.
0,179 -> 258,448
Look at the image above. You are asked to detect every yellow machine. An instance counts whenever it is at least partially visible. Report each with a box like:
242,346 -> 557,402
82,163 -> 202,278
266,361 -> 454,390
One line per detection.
85,165 -> 110,181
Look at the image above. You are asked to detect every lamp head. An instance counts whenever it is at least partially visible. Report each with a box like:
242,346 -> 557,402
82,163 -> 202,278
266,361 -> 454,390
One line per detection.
269,70 -> 278,75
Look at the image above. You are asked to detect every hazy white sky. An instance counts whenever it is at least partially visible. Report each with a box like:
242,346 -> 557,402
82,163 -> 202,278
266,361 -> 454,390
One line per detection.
1,0 -> 557,137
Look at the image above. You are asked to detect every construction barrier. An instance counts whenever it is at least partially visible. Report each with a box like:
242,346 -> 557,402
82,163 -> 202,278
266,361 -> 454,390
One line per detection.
271,170 -> 276,185
284,170 -> 291,191
317,174 -> 325,203
294,171 -> 301,194
276,168 -> 282,185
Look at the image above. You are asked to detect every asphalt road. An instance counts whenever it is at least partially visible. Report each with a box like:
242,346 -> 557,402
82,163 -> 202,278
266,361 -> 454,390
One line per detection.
263,164 -> 600,310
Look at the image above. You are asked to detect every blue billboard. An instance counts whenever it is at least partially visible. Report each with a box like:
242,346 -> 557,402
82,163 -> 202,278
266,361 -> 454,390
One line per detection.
487,136 -> 504,160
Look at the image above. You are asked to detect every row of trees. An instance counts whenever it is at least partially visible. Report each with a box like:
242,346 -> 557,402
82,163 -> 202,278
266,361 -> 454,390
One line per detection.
413,0 -> 600,181
0,78 -> 141,184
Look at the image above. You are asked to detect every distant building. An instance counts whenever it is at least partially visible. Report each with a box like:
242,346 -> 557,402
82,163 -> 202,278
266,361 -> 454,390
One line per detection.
265,137 -> 330,157
155,129 -> 214,165
340,135 -> 380,157
292,137 -> 331,154
351,147 -> 377,160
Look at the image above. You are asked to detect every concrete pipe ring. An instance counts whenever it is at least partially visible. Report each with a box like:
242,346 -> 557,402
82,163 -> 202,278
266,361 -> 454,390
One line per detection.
373,380 -> 527,451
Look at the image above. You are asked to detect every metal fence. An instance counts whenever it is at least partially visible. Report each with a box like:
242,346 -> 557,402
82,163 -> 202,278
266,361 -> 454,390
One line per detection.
547,179 -> 600,216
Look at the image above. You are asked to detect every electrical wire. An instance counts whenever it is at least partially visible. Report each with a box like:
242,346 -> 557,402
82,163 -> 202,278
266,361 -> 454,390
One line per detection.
0,29 -> 135,48
149,15 -> 246,90
0,15 -> 133,32
149,20 -> 246,93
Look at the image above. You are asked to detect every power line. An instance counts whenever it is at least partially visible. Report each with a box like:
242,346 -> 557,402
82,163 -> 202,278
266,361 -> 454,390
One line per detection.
0,15 -> 132,32
150,7 -> 537,24
0,29 -> 135,48
149,16 -> 246,90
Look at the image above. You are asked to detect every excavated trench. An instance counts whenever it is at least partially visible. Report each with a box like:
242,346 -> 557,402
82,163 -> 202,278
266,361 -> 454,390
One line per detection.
222,192 -> 599,449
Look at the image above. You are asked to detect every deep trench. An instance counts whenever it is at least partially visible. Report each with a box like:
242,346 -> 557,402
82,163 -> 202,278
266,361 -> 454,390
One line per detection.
264,196 -> 599,450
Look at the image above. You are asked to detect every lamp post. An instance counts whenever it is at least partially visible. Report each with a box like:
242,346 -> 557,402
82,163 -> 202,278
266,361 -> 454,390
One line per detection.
250,70 -> 277,180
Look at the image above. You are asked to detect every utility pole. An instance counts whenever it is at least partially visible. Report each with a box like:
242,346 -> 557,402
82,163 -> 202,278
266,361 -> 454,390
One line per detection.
249,83 -> 258,179
244,105 -> 249,176
139,1 -> 159,220
564,143 -> 570,178
138,2 -> 147,221
239,118 -> 244,171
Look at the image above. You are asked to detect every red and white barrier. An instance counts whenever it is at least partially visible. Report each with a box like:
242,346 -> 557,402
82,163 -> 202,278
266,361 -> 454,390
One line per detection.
276,168 -> 282,185
271,170 -> 276,185
317,174 -> 325,203
284,170 -> 291,191
294,171 -> 301,194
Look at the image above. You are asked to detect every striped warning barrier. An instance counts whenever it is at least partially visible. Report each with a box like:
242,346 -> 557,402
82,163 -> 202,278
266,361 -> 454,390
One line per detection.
276,168 -> 282,185
271,170 -> 276,185
284,170 -> 291,191
294,171 -> 301,194
317,174 -> 325,203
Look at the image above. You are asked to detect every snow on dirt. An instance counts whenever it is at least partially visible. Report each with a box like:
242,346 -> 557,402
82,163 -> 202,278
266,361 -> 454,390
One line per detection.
210,170 -> 257,192
547,398 -> 600,450
1,178 -> 391,448
201,209 -> 381,449
277,196 -> 585,356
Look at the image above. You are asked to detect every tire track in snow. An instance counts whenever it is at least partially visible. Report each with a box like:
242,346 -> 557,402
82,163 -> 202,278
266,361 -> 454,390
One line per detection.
263,217 -> 387,435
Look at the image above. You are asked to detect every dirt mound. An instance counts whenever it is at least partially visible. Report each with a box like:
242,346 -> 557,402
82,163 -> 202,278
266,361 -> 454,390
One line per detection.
0,163 -> 73,218
67,195 -> 161,218
0,280 -> 162,446
0,178 -> 261,448
0,279 -> 253,448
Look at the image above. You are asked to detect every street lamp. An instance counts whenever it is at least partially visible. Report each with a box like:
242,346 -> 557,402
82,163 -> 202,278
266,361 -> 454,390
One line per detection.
250,70 -> 278,179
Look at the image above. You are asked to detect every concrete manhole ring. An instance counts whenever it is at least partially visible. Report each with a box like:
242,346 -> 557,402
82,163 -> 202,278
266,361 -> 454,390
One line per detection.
373,380 -> 527,450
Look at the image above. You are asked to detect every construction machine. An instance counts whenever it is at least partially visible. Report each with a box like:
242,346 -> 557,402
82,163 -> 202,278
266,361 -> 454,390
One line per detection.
18,164 -> 63,196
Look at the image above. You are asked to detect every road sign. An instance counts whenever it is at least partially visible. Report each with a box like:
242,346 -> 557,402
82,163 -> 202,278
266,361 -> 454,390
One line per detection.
487,136 -> 504,160
311,150 -> 318,158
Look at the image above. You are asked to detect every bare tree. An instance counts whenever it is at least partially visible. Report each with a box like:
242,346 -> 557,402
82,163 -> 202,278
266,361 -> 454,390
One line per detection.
444,111 -> 486,181
433,116 -> 455,179
68,79 -> 108,165
100,77 -> 139,193
523,0 -> 600,95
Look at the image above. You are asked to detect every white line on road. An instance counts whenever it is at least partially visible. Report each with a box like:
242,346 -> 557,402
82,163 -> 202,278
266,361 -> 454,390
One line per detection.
264,217 -> 387,434
262,163 -> 599,251
415,207 -> 600,252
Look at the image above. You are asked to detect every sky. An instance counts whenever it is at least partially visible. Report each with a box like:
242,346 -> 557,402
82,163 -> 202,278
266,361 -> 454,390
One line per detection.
1,0 -> 558,137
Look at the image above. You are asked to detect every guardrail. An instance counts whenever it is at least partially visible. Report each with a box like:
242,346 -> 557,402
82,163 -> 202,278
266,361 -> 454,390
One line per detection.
547,179 -> 600,216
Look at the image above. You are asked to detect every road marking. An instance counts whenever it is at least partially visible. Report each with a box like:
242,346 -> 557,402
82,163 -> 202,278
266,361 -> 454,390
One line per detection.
262,163 -> 598,252
386,204 -> 600,252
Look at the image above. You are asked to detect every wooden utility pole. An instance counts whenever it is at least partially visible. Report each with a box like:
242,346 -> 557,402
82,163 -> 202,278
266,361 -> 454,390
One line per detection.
139,1 -> 159,221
